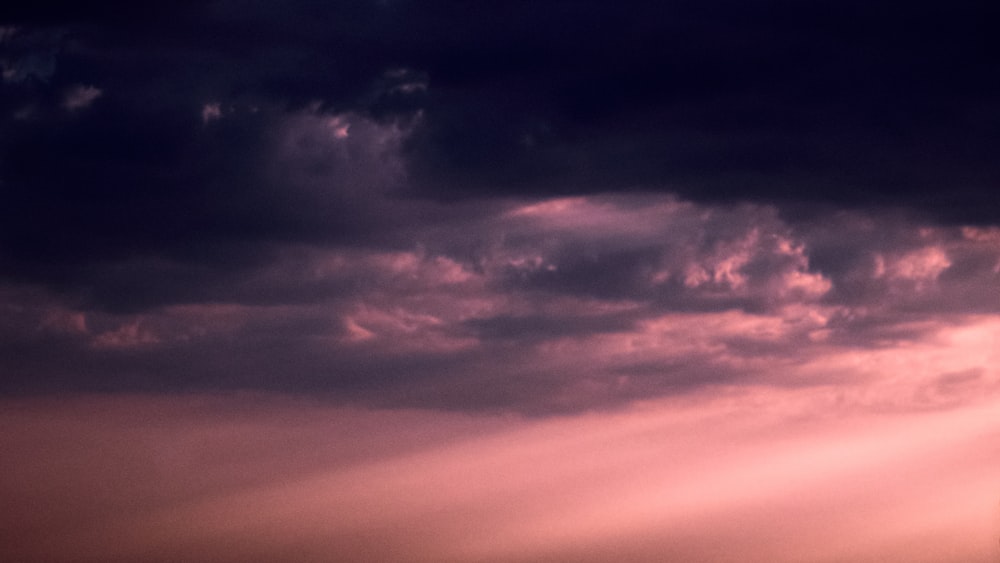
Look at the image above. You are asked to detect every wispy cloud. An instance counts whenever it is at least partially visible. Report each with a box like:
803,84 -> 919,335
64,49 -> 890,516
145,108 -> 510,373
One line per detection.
62,84 -> 101,111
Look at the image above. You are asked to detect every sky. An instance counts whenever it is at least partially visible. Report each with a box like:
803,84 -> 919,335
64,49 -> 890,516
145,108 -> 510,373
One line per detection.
1,1 -> 1000,561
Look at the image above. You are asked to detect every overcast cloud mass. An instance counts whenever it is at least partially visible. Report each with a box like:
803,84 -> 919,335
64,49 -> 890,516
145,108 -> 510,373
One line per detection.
2,1 -> 1000,561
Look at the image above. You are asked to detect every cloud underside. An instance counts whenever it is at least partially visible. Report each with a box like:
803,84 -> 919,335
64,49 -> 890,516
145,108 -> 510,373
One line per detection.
3,163 -> 1000,411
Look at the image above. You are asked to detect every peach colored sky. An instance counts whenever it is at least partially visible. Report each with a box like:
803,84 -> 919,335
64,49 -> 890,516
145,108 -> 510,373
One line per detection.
3,318 -> 999,562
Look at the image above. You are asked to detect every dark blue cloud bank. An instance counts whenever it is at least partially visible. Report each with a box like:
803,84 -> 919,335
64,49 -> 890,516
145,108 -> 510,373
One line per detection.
2,1 -> 999,412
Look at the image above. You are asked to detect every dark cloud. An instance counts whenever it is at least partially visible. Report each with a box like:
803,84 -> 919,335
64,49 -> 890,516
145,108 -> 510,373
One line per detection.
3,1 -> 1000,411
3,0 -> 999,287
396,1 -> 1000,218
0,102 -> 409,311
463,312 -> 639,342
3,1 -> 999,228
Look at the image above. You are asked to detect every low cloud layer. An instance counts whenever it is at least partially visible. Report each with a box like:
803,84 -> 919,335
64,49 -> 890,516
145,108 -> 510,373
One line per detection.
3,184 -> 1000,411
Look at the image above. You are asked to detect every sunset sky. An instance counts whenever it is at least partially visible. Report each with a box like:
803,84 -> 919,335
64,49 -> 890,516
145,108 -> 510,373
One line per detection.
2,1 -> 1000,561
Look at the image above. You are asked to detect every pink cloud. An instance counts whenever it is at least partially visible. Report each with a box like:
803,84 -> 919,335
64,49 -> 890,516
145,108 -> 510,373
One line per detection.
62,84 -> 102,111
201,102 -> 222,122
6,193 -> 997,409
91,318 -> 161,349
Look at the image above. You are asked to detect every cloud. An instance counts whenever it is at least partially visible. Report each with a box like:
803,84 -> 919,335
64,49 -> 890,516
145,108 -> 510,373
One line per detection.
1,189 -> 998,411
3,1 -> 1000,223
0,103 -> 413,310
2,1 -> 999,318
62,84 -> 101,110
200,101 -> 221,123
1,0 -> 999,412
